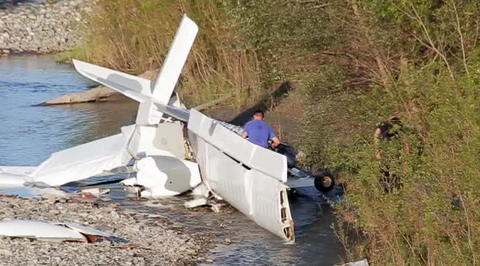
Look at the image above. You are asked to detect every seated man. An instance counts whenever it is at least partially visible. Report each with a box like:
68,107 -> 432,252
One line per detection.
241,110 -> 281,149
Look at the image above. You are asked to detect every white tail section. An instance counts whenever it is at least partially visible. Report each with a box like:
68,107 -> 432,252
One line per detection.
73,15 -> 198,125
152,14 -> 199,103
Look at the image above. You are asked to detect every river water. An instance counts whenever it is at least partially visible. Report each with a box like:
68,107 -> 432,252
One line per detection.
0,55 -> 346,265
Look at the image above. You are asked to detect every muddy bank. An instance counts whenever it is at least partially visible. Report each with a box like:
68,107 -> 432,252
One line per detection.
0,194 -> 211,265
0,0 -> 91,55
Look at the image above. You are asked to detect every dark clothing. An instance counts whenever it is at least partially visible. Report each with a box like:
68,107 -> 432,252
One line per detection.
376,119 -> 406,192
377,121 -> 402,140
244,120 -> 277,148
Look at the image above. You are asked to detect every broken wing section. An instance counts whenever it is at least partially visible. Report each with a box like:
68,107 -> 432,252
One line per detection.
29,126 -> 135,187
188,110 -> 287,182
187,109 -> 294,241
0,166 -> 35,187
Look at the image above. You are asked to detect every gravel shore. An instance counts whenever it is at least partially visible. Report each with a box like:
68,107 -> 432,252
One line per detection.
0,194 -> 212,265
0,0 -> 90,55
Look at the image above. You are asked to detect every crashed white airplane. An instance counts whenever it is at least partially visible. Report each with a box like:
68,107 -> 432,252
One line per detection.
0,15 -> 300,241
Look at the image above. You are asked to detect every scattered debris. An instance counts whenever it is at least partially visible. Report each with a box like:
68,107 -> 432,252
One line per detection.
210,203 -> 224,213
342,259 -> 369,266
80,188 -> 110,198
184,198 -> 208,209
0,220 -> 124,244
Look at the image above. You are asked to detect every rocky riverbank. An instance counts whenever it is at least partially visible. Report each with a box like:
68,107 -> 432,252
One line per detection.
0,194 -> 212,265
0,0 -> 91,55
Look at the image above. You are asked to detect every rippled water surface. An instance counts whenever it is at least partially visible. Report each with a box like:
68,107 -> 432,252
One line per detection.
0,55 -> 137,166
0,55 -> 346,265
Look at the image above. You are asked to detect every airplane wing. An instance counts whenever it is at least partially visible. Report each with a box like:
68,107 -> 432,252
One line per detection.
29,125 -> 135,187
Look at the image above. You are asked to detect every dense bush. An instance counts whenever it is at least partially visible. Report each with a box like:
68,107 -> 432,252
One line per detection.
296,1 -> 480,264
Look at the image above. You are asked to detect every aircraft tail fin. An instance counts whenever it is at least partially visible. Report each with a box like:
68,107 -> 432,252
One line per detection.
74,14 -> 198,125
151,14 -> 198,103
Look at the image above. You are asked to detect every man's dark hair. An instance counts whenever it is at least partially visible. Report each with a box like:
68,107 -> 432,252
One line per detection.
253,110 -> 264,118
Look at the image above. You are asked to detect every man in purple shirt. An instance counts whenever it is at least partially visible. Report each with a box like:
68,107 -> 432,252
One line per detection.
241,110 -> 281,149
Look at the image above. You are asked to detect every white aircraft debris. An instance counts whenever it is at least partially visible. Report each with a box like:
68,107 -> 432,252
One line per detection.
0,14 -> 301,242
342,259 -> 370,266
0,220 -> 121,243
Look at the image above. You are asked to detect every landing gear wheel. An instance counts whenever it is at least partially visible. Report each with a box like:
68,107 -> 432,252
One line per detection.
314,171 -> 336,193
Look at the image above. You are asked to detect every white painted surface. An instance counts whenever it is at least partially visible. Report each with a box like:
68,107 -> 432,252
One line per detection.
29,126 -> 134,186
0,173 -> 28,187
188,110 -> 288,183
152,122 -> 186,159
0,220 -> 87,242
134,156 -> 201,198
72,59 -> 151,103
188,110 -> 294,241
55,222 -> 110,237
127,122 -> 185,159
344,259 -> 370,266
0,166 -> 36,175
152,14 -> 198,104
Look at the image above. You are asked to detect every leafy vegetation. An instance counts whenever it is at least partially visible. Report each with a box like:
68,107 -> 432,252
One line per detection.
65,0 -> 480,264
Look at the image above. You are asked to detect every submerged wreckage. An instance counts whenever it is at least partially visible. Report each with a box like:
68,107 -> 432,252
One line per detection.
0,15 -> 334,242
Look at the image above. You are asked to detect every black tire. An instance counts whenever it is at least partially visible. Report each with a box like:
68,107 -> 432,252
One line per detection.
314,171 -> 336,193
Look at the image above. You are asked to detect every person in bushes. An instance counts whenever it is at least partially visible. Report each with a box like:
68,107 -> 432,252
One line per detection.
374,117 -> 411,192
242,110 -> 281,149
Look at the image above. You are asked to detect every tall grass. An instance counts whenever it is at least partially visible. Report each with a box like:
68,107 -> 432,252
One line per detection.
63,0 -> 263,106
